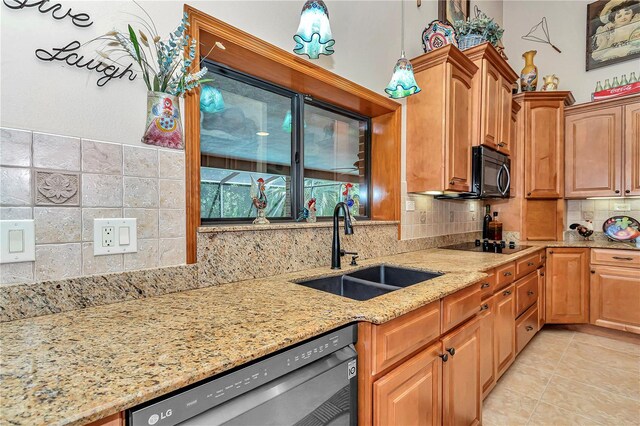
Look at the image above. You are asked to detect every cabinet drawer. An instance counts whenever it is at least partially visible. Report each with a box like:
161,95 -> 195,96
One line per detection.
372,300 -> 441,375
495,262 -> 516,291
480,270 -> 496,300
590,249 -> 640,267
516,253 -> 539,279
516,272 -> 538,317
442,282 -> 482,333
516,303 -> 539,354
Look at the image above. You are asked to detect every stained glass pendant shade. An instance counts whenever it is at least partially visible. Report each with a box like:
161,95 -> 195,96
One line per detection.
293,0 -> 335,59
384,53 -> 421,99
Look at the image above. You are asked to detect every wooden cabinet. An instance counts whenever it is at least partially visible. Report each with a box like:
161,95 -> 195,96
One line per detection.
590,265 -> 640,334
494,284 -> 516,379
478,296 -> 496,399
407,45 -> 478,193
441,316 -> 481,426
625,101 -> 640,196
538,266 -> 546,329
515,303 -> 539,354
87,413 -> 124,426
442,281 -> 482,333
545,248 -> 589,324
565,107 -> 623,197
464,43 -> 518,156
564,95 -> 640,198
373,343 -> 442,426
515,272 -> 538,317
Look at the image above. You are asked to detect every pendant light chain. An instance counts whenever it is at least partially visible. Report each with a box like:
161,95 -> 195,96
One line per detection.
401,0 -> 405,57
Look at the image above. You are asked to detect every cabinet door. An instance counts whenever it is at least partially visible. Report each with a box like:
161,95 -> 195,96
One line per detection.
538,266 -> 546,329
480,62 -> 501,150
479,296 -> 496,399
446,65 -> 473,192
545,248 -> 589,323
494,284 -> 516,379
565,107 -> 623,198
590,265 -> 640,334
625,102 -> 640,196
373,343 -> 442,426
497,76 -> 513,155
442,316 -> 481,426
525,101 -> 564,198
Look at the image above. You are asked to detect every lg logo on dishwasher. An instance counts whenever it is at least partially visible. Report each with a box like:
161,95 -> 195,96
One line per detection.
148,409 -> 172,425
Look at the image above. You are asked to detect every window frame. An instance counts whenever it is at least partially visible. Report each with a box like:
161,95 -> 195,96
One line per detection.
200,60 -> 372,224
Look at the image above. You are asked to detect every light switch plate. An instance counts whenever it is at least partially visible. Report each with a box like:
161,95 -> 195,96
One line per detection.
93,218 -> 137,256
0,220 -> 35,263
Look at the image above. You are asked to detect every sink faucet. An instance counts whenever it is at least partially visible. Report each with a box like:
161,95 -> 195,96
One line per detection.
332,202 -> 355,269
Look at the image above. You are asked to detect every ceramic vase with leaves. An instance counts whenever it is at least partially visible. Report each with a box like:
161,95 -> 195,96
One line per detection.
142,92 -> 183,149
520,50 -> 538,92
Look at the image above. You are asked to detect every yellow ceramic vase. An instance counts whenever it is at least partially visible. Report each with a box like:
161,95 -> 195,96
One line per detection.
520,50 -> 538,92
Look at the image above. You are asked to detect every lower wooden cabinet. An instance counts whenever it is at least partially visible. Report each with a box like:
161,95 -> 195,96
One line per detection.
590,265 -> 640,334
442,316 -> 481,426
538,266 -> 546,329
373,343 -> 442,426
494,284 -> 516,379
545,248 -> 590,324
516,303 -> 539,354
478,296 -> 496,399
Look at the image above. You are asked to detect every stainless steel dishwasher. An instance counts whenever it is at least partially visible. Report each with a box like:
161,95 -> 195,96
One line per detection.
127,324 -> 357,426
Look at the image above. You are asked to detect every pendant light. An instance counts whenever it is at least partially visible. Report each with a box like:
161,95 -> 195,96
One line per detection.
385,0 -> 421,99
293,0 -> 335,59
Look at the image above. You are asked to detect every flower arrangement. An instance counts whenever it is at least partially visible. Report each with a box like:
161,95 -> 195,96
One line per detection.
453,10 -> 504,49
95,5 -> 223,96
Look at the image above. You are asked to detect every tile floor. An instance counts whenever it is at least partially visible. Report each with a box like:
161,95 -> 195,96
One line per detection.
483,328 -> 640,425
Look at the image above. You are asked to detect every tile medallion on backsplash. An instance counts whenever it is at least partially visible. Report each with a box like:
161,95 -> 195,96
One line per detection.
0,128 -> 32,167
81,139 -> 123,174
34,170 -> 80,206
33,132 -> 81,171
0,167 -> 32,206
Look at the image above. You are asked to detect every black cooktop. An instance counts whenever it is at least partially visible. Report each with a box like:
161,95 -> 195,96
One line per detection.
441,240 -> 531,254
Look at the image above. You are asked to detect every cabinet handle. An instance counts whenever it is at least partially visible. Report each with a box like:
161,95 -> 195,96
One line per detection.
615,190 -> 620,194
527,262 -> 535,266
549,251 -> 554,254
498,142 -> 506,147
626,190 -> 631,194
540,272 -> 545,277
480,303 -> 489,311
446,347 -> 456,356
527,192 -> 532,196
612,256 -> 633,261
439,353 -> 449,362
449,179 -> 456,186
503,289 -> 512,296
526,326 -> 534,332
503,271 -> 513,276
527,290 -> 535,296
481,282 -> 490,289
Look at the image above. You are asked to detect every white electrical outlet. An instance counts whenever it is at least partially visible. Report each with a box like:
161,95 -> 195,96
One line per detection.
613,202 -> 630,212
405,200 -> 416,211
469,203 -> 476,212
93,218 -> 137,256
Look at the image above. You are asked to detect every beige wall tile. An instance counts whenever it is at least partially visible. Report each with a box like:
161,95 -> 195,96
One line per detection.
0,167 -> 31,206
158,150 -> 184,179
82,139 -> 122,174
123,208 -> 158,239
33,132 -> 80,171
123,177 -> 159,208
82,243 -> 123,275
81,208 -> 123,241
123,145 -> 158,178
34,207 -> 81,244
124,239 -> 158,271
159,179 -> 185,209
0,262 -> 34,284
0,128 -> 31,167
159,237 -> 185,266
35,243 -> 81,281
81,174 -> 122,207
159,209 -> 185,238
0,207 -> 32,220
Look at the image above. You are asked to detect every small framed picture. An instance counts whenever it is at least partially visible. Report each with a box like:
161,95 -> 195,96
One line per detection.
438,0 -> 471,25
586,0 -> 640,71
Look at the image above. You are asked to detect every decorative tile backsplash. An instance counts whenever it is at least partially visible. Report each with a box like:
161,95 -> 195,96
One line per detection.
0,127 -> 186,285
566,200 -> 640,230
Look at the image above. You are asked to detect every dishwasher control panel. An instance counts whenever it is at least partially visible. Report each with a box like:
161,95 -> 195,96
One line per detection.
128,324 -> 357,426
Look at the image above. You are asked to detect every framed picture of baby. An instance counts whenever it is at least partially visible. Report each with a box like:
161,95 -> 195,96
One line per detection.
586,0 -> 640,70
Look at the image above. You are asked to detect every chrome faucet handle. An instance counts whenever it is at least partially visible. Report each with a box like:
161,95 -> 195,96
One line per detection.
350,255 -> 359,266
340,249 -> 358,256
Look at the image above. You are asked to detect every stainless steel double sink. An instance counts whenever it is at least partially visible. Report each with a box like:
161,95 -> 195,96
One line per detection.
294,265 -> 443,301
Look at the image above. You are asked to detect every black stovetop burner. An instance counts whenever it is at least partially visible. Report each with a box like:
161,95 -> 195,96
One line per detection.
441,240 -> 531,254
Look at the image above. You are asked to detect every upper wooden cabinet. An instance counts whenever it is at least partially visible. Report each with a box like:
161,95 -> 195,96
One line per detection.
515,92 -> 575,199
407,45 -> 478,193
565,95 -> 639,198
464,43 -> 518,156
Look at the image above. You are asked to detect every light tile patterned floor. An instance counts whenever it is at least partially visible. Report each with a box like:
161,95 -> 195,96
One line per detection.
483,328 -> 640,425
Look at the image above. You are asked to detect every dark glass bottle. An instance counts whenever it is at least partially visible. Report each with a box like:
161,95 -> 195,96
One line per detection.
488,211 -> 503,241
482,205 -> 492,239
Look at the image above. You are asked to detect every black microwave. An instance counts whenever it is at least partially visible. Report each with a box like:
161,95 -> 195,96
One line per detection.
436,146 -> 510,199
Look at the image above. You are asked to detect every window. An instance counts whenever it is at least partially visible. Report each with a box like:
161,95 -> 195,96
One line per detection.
200,63 -> 370,222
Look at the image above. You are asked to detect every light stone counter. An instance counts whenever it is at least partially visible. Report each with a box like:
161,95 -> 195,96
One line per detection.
1,241 -> 636,426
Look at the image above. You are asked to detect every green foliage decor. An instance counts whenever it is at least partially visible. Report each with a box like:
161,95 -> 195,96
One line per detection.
453,11 -> 504,48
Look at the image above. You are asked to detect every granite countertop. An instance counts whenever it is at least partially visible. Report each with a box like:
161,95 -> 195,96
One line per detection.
528,239 -> 639,250
1,241 -> 636,426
